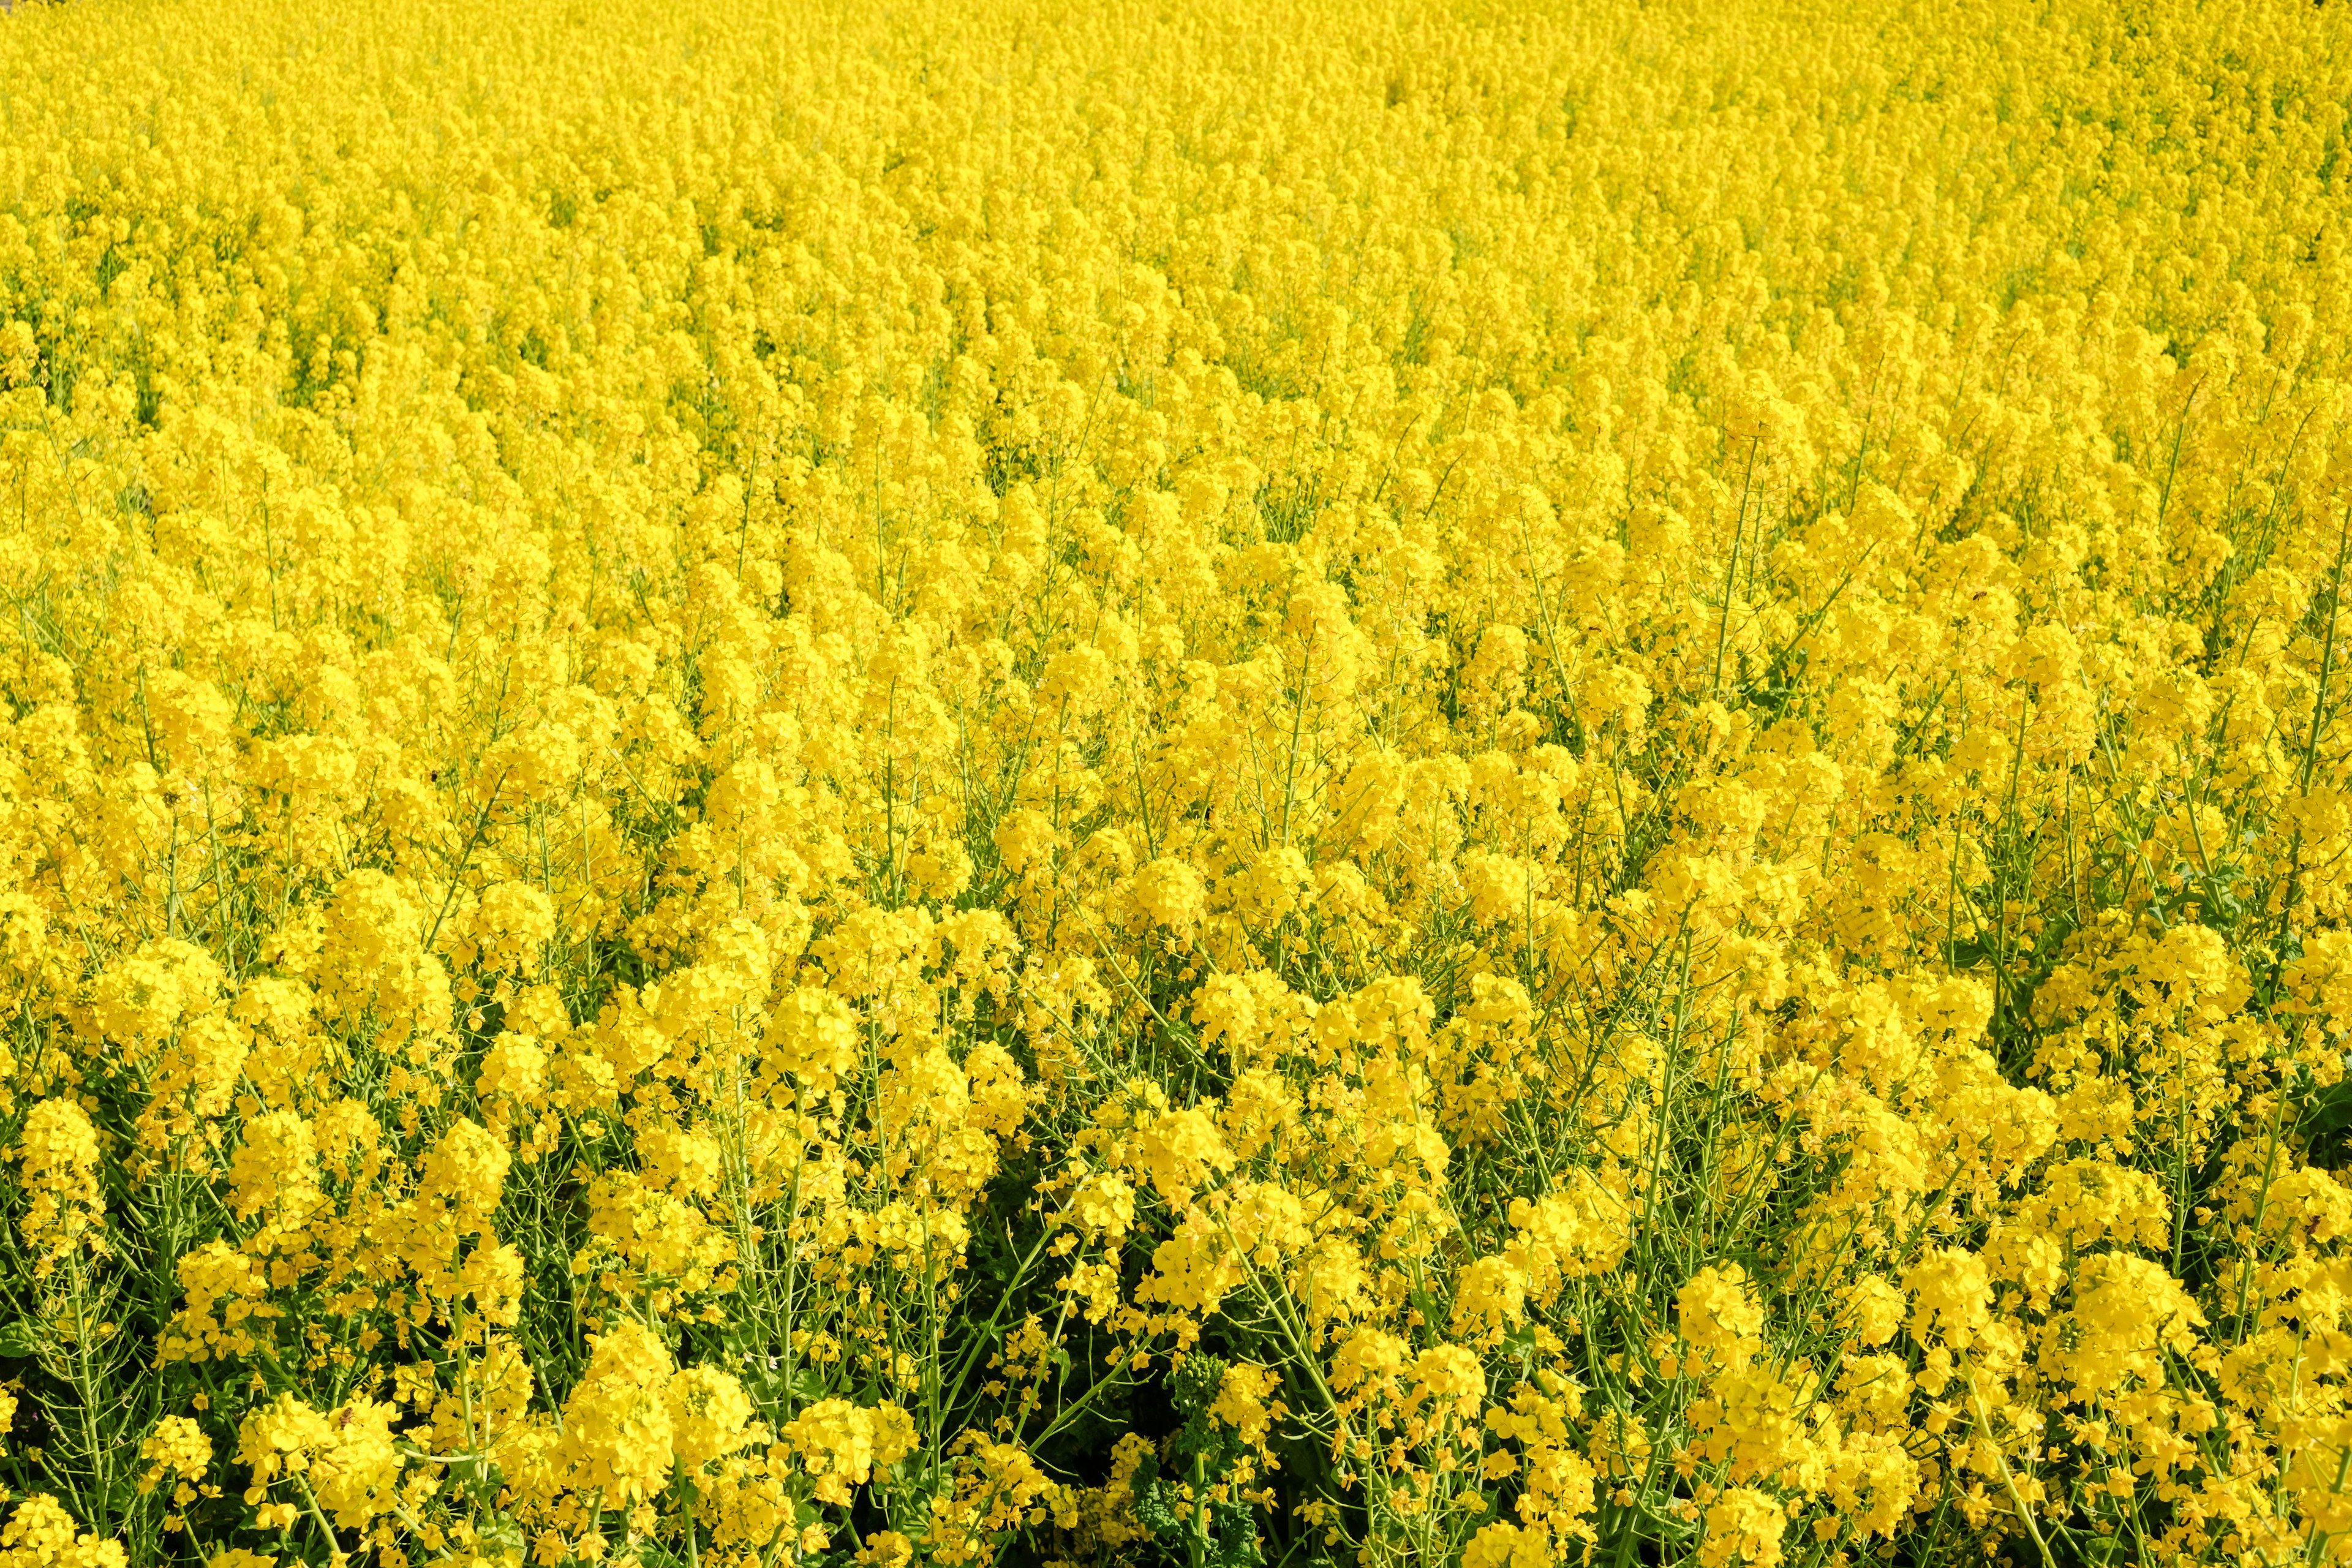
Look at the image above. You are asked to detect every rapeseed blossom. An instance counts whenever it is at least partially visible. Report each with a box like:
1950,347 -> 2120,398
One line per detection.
1,0 -> 2350,1561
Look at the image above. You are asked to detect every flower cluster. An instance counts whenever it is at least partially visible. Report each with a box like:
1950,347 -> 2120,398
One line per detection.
1,0 -> 2351,1563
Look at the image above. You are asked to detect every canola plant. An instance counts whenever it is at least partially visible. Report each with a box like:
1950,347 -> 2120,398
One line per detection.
2,0 -> 2351,1563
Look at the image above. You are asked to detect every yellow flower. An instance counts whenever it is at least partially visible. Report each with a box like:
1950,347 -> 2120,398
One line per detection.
780,1399 -> 919,1506
0,1495 -> 126,1568
234,1394 -> 402,1529
1679,1263 -> 1766,1366
666,1365 -> 760,1471
559,1323 -> 679,1502
1700,1485 -> 1787,1568
138,1415 -> 212,1492
15,1099 -> 102,1275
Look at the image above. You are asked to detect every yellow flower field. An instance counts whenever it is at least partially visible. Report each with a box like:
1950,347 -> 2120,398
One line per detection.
2,0 -> 2350,1562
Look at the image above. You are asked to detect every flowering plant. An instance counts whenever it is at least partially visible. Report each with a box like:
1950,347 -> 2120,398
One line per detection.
1,0 -> 2350,1564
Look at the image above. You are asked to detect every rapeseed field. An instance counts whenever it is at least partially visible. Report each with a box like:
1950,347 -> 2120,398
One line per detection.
2,0 -> 2351,1563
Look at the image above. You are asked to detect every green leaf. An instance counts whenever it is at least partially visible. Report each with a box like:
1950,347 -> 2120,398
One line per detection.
2301,1081 -> 2352,1145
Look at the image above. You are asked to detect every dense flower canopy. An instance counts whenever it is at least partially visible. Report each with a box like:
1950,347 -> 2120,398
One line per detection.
1,0 -> 2351,1564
